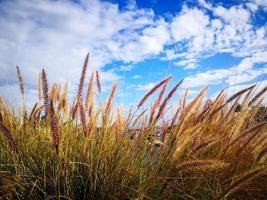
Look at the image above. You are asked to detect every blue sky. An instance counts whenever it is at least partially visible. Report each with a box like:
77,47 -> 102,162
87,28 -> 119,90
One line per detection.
0,0 -> 266,108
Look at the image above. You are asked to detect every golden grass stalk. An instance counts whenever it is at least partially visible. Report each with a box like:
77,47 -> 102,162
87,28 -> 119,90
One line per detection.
138,76 -> 172,108
28,103 -> 38,121
226,122 -> 266,150
104,81 -> 118,116
208,85 -> 255,120
38,71 -> 42,101
78,97 -> 88,136
132,109 -> 147,128
149,81 -> 169,125
0,123 -> 17,151
71,100 -> 78,119
176,160 -> 224,172
58,81 -> 69,114
49,100 -> 60,153
155,79 -> 183,121
170,107 -> 180,128
85,72 -> 95,112
96,70 -> 101,93
248,86 -> 267,106
189,139 -> 215,156
77,52 -> 89,100
226,84 -> 256,104
41,69 -> 49,118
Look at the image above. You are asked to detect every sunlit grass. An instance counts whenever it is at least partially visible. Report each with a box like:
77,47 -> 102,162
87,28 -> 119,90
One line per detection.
0,54 -> 266,199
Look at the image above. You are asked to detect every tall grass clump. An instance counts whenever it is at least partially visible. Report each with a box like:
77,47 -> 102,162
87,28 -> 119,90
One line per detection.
0,54 -> 267,200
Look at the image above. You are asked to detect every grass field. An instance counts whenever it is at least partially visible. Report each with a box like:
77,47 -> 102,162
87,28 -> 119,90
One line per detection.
0,54 -> 267,199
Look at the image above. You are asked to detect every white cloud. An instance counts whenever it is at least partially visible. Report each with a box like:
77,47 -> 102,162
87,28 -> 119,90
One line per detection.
167,3 -> 267,69
118,65 -> 134,71
183,51 -> 267,88
136,82 -> 155,91
0,0 -> 266,107
133,75 -> 141,79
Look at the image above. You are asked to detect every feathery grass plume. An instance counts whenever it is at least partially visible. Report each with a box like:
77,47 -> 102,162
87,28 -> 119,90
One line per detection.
208,85 -> 255,120
38,71 -> 42,101
134,116 -> 147,146
16,66 -> 24,97
182,88 -> 189,110
256,146 -> 267,162
104,81 -> 118,116
138,76 -> 172,108
49,100 -> 60,153
0,123 -> 17,151
50,83 -> 58,102
170,107 -> 180,128
223,167 -> 266,199
226,122 -> 266,150
41,69 -> 49,118
149,81 -> 169,125
248,86 -> 267,106
78,97 -> 87,136
58,81 -> 69,114
96,70 -> 101,93
189,139 -> 215,156
71,100 -> 78,119
176,160 -> 226,172
85,72 -> 95,112
28,103 -> 38,121
77,52 -> 89,100
238,129 -> 263,154
155,79 -> 183,121
226,84 -> 256,104
16,66 -> 25,124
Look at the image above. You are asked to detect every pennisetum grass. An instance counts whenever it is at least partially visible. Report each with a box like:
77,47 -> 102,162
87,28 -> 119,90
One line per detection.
49,100 -> 60,153
138,76 -> 172,108
0,123 -> 17,151
96,70 -> 101,93
0,55 -> 266,200
41,69 -> 49,118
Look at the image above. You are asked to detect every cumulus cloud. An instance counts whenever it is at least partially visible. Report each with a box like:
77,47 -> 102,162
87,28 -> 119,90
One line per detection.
167,2 -> 267,69
136,82 -> 155,91
0,0 -> 266,106
183,51 -> 267,88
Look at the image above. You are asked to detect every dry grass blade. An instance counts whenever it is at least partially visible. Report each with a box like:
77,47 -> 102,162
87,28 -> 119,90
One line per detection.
155,79 -> 183,121
248,86 -> 267,106
138,76 -> 172,108
41,69 -> 49,117
49,100 -> 60,153
0,123 -> 17,151
16,66 -> 24,97
96,70 -> 101,93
